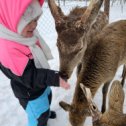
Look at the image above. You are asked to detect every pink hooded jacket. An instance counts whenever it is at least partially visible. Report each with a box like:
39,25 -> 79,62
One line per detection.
0,0 -> 44,76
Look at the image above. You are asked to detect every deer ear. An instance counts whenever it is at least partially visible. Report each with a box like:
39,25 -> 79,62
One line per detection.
108,80 -> 125,112
48,0 -> 65,25
59,101 -> 72,111
80,83 -> 92,102
76,0 -> 103,31
80,83 -> 101,121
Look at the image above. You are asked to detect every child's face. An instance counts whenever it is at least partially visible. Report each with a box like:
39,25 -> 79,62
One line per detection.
21,16 -> 39,38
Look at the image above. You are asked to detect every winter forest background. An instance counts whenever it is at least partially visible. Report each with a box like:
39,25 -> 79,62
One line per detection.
0,1 -> 126,126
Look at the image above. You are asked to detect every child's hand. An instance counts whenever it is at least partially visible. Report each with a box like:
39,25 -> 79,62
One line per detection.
59,77 -> 70,90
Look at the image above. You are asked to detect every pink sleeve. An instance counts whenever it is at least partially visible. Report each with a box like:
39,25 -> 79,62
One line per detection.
0,39 -> 30,76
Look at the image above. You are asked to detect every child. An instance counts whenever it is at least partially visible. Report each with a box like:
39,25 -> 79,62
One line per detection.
0,0 -> 70,126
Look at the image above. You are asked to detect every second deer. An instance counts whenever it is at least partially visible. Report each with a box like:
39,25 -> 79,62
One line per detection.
78,79 -> 126,126
60,79 -> 126,126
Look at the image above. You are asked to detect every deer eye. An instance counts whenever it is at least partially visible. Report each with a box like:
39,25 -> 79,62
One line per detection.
91,103 -> 97,111
92,105 -> 96,110
79,47 -> 83,51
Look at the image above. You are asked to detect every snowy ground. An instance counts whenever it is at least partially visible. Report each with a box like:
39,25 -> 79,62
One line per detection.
0,1 -> 126,126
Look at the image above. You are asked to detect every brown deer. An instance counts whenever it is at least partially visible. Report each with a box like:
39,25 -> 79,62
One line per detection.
60,76 -> 126,126
58,16 -> 126,126
75,79 -> 126,126
93,80 -> 126,126
48,0 -> 126,126
48,0 -> 109,80
48,0 -> 110,113
60,79 -> 126,126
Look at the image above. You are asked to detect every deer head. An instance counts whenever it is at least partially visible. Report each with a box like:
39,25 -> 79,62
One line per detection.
48,0 -> 104,80
59,83 -> 101,126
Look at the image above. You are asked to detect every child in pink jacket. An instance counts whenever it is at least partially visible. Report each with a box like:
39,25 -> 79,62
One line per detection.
0,0 -> 70,126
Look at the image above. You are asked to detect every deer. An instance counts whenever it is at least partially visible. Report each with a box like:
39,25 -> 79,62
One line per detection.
93,80 -> 126,126
48,0 -> 126,126
60,77 -> 126,126
57,7 -> 126,126
79,78 -> 126,126
59,19 -> 126,126
48,0 -> 111,114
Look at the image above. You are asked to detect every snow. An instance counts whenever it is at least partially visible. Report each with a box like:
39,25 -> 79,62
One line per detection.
0,1 -> 126,126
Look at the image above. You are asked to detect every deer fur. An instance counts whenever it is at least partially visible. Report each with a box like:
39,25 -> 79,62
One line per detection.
48,0 -> 110,113
94,80 -> 126,126
48,0 -> 126,126
48,1 -> 108,79
59,19 -> 126,126
78,79 -> 126,126
93,70 -> 126,126
60,79 -> 126,126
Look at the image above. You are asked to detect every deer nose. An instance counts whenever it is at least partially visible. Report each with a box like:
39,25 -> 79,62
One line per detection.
59,71 -> 69,81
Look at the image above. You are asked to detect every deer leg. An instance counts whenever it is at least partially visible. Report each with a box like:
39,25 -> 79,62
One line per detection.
121,65 -> 126,87
101,81 -> 111,113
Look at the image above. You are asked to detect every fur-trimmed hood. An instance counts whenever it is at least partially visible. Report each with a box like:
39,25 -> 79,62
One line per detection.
0,0 -> 44,32
0,0 -> 45,76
